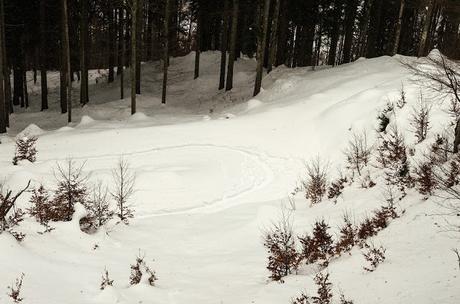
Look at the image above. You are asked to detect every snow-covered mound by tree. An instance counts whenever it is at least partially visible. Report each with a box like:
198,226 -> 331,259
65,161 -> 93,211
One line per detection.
0,52 -> 459,304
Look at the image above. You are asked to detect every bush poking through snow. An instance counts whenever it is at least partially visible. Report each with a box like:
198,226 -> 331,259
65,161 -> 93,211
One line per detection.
344,131 -> 372,176
28,185 -> 53,225
312,272 -> 333,304
327,177 -> 347,203
362,243 -> 386,272
53,159 -> 88,221
100,268 -> 114,290
0,181 -> 30,241
81,182 -> 113,233
7,273 -> 25,303
291,291 -> 311,304
129,253 -> 158,286
263,212 -> 300,282
357,216 -> 377,243
299,219 -> 334,266
111,158 -> 135,224
410,94 -> 431,143
414,161 -> 437,197
377,102 -> 394,133
335,213 -> 357,255
339,291 -> 354,304
396,84 -> 407,109
304,158 -> 328,205
12,136 -> 37,165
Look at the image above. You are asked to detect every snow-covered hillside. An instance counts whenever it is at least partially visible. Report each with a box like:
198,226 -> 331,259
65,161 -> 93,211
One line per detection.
0,52 -> 459,304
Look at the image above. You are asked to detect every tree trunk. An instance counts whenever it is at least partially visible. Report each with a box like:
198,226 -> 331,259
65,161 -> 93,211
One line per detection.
418,0 -> 434,57
80,0 -> 89,105
135,0 -> 143,94
218,0 -> 230,90
393,0 -> 405,55
253,0 -> 271,97
343,0 -> 357,63
0,0 -> 5,133
328,0 -> 341,66
162,0 -> 170,104
194,1 -> 201,79
62,0 -> 72,122
225,0 -> 238,91
119,7 -> 125,99
108,2 -> 115,83
267,0 -> 280,73
366,0 -> 383,58
454,119 -> 460,153
131,0 -> 138,114
39,0 -> 48,110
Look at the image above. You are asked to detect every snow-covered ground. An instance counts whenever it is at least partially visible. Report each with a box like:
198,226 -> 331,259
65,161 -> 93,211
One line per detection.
0,52 -> 459,304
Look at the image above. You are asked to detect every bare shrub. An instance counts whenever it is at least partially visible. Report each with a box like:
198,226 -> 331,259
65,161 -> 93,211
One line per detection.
344,131 -> 372,176
362,243 -> 386,272
453,248 -> 460,271
53,159 -> 88,221
410,94 -> 431,143
111,158 -> 135,224
396,83 -> 407,109
100,268 -> 114,290
303,158 -> 328,205
0,181 -> 30,241
312,272 -> 333,304
81,181 -> 114,233
299,219 -> 334,266
129,252 -> 158,286
335,213 -> 357,255
7,273 -> 25,303
263,211 -> 300,282
12,136 -> 37,165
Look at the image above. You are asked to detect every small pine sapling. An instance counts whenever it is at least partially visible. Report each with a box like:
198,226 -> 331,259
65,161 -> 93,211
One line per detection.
53,159 -> 88,221
377,102 -> 394,132
396,83 -> 407,108
291,291 -> 311,304
100,268 -> 114,290
327,175 -> 347,203
362,243 -> 386,272
344,131 -> 372,176
12,136 -> 38,165
7,273 -> 25,303
311,272 -> 333,304
111,158 -> 135,224
414,161 -> 437,197
357,216 -> 377,244
28,185 -> 52,225
129,252 -> 158,286
299,219 -> 334,266
263,212 -> 300,282
304,158 -> 328,205
410,94 -> 431,143
81,181 -> 114,233
335,213 -> 357,255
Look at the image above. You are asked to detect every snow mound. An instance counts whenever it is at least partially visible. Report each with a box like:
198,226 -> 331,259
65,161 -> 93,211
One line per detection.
78,115 -> 95,126
17,124 -> 44,138
129,112 -> 149,121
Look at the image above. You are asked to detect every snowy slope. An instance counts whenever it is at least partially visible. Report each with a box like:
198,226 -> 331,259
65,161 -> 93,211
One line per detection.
0,53 -> 459,304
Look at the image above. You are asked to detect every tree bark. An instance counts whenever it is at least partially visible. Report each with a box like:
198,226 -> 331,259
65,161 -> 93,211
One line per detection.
162,0 -> 170,104
62,0 -> 72,122
80,0 -> 89,105
119,7 -> 125,99
392,0 -> 405,55
343,0 -> 357,63
267,0 -> 280,73
39,0 -> 48,110
253,0 -> 271,96
328,0 -> 341,66
218,0 -> 230,90
131,0 -> 138,114
135,0 -> 143,94
108,2 -> 115,83
418,0 -> 434,57
225,0 -> 239,91
0,0 -> 5,133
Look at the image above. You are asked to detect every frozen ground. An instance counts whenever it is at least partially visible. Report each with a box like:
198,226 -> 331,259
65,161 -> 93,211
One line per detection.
0,52 -> 459,304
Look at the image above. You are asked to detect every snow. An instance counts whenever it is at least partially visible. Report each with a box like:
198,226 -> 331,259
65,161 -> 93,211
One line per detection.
0,52 -> 459,304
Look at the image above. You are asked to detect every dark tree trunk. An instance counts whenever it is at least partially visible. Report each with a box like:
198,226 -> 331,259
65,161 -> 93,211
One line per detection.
119,7 -> 125,99
219,0 -> 230,90
267,0 -> 280,73
366,0 -> 383,58
418,0 -> 434,57
108,2 -> 115,83
0,0 -> 5,133
392,0 -> 405,55
276,0 -> 288,66
225,0 -> 239,91
62,0 -> 72,122
253,0 -> 271,96
131,0 -> 138,114
194,2 -> 201,79
13,67 -> 23,107
328,0 -> 341,66
343,0 -> 357,63
80,0 -> 89,105
39,0 -> 48,110
135,0 -> 143,94
162,0 -> 170,104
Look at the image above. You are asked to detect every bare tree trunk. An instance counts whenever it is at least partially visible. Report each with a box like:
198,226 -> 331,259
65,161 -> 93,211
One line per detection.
135,0 -> 143,94
218,0 -> 230,90
267,0 -> 280,74
328,0 -> 341,66
0,0 -> 5,133
225,0 -> 238,91
62,0 -> 72,122
39,0 -> 48,110
194,2 -> 201,79
418,0 -> 434,57
162,0 -> 170,104
343,0 -> 357,63
119,7 -> 125,99
80,0 -> 89,105
131,0 -> 138,114
392,0 -> 405,55
454,119 -> 460,153
108,2 -> 115,83
253,0 -> 271,96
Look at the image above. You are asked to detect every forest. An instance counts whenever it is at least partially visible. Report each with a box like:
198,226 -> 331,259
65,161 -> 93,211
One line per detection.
0,0 -> 459,133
